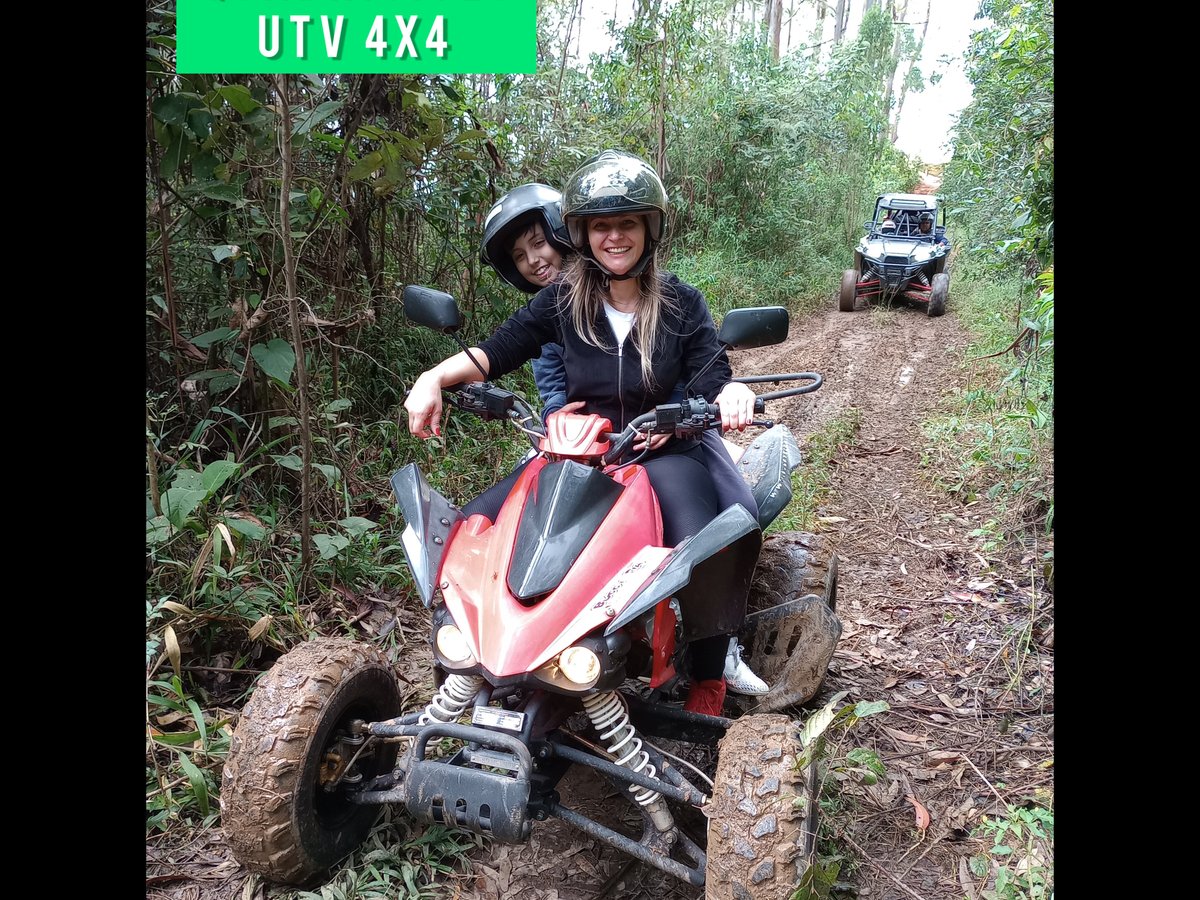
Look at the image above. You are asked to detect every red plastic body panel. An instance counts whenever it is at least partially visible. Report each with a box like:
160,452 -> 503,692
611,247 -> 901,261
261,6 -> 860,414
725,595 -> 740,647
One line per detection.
438,455 -> 669,676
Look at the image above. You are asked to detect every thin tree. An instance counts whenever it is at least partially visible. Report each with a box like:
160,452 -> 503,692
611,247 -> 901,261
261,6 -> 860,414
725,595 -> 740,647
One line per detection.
833,0 -> 849,44
769,0 -> 783,61
883,0 -> 908,135
273,75 -> 314,593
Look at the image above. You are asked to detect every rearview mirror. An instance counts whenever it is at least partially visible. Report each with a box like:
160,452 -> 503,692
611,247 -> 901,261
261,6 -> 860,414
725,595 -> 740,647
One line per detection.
717,307 -> 789,350
403,285 -> 462,333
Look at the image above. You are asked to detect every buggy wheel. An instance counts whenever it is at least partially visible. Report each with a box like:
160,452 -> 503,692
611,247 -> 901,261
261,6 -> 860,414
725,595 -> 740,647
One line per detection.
221,638 -> 403,885
705,714 -> 818,899
839,270 -> 858,312
928,273 -> 949,317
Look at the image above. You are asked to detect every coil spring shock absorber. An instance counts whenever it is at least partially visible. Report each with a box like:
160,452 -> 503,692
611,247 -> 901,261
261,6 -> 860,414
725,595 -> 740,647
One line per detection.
582,691 -> 661,806
418,674 -> 484,725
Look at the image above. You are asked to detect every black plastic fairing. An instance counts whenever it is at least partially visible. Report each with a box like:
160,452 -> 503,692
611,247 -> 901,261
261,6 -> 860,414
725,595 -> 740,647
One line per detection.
604,503 -> 762,641
391,464 -> 464,607
508,461 -> 624,600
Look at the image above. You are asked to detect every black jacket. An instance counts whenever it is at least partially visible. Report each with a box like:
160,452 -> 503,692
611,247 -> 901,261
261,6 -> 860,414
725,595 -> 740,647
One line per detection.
479,273 -> 733,432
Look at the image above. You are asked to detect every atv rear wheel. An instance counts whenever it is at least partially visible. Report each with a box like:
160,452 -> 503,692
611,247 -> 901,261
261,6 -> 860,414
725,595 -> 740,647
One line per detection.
221,638 -> 403,884
705,714 -> 818,900
839,269 -> 858,312
928,273 -> 948,317
745,532 -> 836,615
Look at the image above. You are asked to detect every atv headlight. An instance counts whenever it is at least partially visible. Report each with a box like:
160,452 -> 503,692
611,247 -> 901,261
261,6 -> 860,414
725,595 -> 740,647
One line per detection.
435,625 -> 475,664
558,646 -> 601,685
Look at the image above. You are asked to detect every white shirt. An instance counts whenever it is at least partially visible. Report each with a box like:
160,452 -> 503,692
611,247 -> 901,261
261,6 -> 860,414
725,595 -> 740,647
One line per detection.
603,301 -> 636,349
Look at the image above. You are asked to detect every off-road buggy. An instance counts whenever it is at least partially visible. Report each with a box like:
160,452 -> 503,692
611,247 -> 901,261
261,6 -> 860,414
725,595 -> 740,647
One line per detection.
840,192 -> 949,317
221,288 -> 843,899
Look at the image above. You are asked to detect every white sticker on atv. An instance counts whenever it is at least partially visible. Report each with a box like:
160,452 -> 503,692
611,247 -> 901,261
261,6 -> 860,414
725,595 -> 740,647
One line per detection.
471,706 -> 526,732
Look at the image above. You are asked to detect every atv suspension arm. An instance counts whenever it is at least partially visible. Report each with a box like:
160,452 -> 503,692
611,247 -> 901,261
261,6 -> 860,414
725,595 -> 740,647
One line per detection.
546,800 -> 706,887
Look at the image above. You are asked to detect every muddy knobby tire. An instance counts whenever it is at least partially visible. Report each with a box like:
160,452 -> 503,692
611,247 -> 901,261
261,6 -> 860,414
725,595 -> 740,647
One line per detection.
705,714 -> 817,900
220,638 -> 403,884
928,272 -> 949,317
839,270 -> 858,312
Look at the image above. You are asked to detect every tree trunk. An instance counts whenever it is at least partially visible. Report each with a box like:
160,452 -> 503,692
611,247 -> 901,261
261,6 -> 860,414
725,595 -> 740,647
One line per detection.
147,407 -> 161,516
273,75 -> 313,593
147,129 -> 184,387
883,1 -> 907,136
554,0 -> 581,122
833,0 -> 848,44
656,22 -> 668,177
769,0 -> 783,61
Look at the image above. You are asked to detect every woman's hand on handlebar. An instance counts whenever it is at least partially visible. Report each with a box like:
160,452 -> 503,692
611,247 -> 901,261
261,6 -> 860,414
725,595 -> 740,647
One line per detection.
405,370 -> 445,438
714,381 -> 758,433
634,431 -> 672,452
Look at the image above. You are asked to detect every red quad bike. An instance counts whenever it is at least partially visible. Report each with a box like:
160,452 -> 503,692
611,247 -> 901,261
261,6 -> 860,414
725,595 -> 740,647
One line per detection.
221,287 -> 843,899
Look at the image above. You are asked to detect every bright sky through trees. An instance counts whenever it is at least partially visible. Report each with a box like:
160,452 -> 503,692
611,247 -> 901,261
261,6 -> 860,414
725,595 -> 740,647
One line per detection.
573,0 -> 985,163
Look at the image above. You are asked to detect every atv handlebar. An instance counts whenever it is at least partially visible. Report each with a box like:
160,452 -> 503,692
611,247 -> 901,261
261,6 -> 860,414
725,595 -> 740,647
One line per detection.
443,371 -> 822,465
601,372 -> 822,466
444,382 -> 545,450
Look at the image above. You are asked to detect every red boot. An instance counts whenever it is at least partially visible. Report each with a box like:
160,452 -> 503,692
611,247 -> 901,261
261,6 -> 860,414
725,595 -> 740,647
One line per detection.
683,678 -> 727,716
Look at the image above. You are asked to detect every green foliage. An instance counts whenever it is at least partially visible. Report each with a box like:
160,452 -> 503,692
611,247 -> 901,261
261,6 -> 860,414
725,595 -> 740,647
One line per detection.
791,855 -> 843,900
942,0 -> 1054,271
791,691 -> 891,899
921,264 -> 1053,541
146,674 -> 232,833
970,804 -> 1054,899
796,690 -> 890,772
277,818 -> 480,900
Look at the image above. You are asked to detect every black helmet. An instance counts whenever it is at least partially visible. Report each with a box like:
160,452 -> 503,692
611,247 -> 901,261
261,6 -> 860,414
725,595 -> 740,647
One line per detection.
561,150 -> 668,279
918,212 -> 934,232
480,183 -> 573,293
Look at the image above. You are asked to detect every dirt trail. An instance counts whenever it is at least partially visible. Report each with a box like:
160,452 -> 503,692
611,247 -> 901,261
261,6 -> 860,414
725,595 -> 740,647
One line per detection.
148,299 -> 1054,900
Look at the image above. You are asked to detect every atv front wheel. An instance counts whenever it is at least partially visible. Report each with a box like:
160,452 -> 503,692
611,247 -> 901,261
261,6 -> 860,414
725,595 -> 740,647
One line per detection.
839,269 -> 858,312
221,638 -> 403,884
928,273 -> 949,317
705,714 -> 818,900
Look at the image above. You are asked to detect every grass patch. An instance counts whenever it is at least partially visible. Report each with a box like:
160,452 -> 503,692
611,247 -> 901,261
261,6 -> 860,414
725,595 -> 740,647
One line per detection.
969,802 -> 1054,900
867,303 -> 898,328
769,407 -> 861,534
267,817 -> 481,900
920,264 -> 1053,548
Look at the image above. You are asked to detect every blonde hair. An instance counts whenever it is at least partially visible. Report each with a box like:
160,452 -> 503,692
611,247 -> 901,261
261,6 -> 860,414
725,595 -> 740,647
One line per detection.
561,250 -> 679,389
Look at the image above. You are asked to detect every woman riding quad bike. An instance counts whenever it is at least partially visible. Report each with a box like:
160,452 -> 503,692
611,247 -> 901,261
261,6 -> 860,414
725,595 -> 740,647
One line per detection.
221,296 -> 841,896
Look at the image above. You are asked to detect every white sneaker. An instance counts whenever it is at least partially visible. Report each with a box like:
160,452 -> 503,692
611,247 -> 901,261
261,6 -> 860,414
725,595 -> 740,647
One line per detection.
724,639 -> 769,696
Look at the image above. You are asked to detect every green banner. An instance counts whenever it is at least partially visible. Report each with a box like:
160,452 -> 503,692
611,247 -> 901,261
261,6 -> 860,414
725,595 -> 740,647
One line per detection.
177,0 -> 537,73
